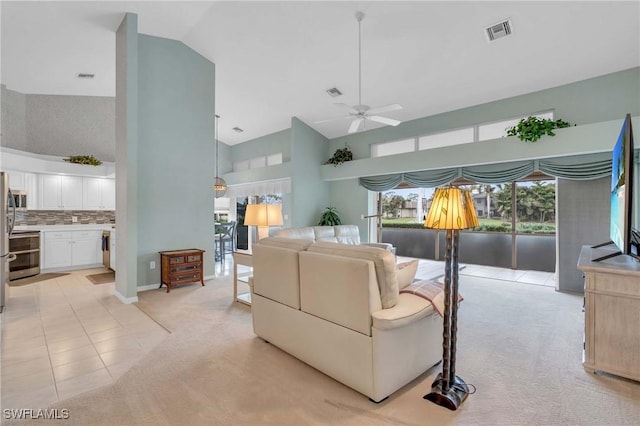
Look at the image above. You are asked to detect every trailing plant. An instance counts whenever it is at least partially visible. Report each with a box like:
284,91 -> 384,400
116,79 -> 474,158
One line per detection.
325,146 -> 353,166
506,116 -> 571,143
64,154 -> 103,166
318,206 -> 342,226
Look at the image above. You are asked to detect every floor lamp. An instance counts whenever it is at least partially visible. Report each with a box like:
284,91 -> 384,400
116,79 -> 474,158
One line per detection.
423,186 -> 479,410
244,204 -> 283,241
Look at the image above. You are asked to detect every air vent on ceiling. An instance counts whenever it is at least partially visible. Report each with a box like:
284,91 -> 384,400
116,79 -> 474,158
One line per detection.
232,127 -> 244,133
77,73 -> 95,79
326,87 -> 343,97
485,19 -> 512,42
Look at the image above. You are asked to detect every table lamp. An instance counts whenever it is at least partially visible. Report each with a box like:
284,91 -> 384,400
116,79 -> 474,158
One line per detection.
244,204 -> 283,240
423,186 -> 478,410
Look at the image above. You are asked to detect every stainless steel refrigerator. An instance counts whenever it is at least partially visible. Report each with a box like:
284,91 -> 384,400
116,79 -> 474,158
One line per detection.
1,171 -> 17,313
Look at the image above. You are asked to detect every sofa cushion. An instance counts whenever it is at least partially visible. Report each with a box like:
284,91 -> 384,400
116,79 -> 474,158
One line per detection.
313,226 -> 338,243
334,225 -> 361,244
256,236 -> 313,251
308,241 -> 399,309
396,259 -> 419,289
371,293 -> 435,330
275,227 -> 315,241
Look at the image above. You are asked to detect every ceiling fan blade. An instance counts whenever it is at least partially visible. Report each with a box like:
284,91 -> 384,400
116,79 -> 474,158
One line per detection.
348,118 -> 365,134
368,115 -> 402,127
314,115 -> 349,124
367,103 -> 403,115
334,102 -> 358,113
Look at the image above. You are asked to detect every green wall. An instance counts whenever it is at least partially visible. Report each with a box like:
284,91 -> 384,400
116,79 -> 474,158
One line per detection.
135,34 -> 216,287
231,128 -> 291,164
290,117 -> 330,226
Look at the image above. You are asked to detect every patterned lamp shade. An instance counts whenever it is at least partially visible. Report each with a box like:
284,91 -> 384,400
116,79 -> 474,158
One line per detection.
424,187 -> 479,230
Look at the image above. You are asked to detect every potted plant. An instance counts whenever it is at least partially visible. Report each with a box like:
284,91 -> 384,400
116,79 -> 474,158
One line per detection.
325,146 -> 353,166
506,116 -> 572,143
63,154 -> 103,166
318,206 -> 342,226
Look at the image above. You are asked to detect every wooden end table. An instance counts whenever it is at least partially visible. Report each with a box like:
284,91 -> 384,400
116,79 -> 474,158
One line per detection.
158,249 -> 205,293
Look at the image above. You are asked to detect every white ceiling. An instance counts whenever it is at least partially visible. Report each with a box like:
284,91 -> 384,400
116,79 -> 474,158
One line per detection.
2,1 -> 639,146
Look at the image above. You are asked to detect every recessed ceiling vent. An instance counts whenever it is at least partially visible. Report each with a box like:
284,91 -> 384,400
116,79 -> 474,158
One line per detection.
326,87 -> 343,97
77,73 -> 95,79
232,127 -> 244,133
485,19 -> 512,42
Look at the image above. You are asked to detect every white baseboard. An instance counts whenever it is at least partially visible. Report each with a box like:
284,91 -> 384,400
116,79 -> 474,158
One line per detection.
137,283 -> 161,292
114,289 -> 138,304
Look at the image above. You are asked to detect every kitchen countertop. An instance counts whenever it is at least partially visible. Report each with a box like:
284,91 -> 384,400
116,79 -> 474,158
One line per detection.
14,224 -> 115,232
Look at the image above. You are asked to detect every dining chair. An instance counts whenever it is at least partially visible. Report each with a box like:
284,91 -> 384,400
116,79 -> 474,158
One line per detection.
215,221 -> 236,262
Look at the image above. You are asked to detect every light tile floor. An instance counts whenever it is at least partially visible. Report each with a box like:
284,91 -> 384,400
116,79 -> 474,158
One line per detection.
0,255 -> 554,411
0,267 -> 170,410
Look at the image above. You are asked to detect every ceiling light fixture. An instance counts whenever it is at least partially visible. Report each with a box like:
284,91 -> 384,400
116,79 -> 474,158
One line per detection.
232,127 -> 244,133
77,73 -> 95,79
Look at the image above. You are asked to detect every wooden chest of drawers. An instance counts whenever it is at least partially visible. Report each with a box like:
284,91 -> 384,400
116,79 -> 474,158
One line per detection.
159,249 -> 205,293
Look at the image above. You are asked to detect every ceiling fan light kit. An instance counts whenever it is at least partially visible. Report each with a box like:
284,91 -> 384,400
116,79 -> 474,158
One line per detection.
316,11 -> 403,134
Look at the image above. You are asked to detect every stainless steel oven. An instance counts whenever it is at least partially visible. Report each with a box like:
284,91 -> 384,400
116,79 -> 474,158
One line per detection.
9,230 -> 40,280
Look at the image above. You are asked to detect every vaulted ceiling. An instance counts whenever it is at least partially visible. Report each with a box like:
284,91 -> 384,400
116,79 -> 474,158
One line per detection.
2,1 -> 639,145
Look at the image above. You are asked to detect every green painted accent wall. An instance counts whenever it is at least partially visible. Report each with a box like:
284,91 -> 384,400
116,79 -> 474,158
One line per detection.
115,13 -> 138,300
231,129 -> 291,164
136,34 -> 215,286
329,67 -> 640,159
290,117 -> 330,227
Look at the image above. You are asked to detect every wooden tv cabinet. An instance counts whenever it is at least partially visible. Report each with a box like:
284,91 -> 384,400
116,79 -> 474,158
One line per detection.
577,245 -> 640,382
159,249 -> 205,293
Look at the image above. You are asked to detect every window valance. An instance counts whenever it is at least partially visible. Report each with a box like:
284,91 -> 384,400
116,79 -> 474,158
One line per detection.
359,152 -> 615,191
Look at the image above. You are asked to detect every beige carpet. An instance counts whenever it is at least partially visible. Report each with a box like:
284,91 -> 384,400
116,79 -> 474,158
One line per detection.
8,272 -> 69,286
13,275 -> 640,426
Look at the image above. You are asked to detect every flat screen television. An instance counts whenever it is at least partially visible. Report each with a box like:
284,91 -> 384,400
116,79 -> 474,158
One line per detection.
593,113 -> 635,261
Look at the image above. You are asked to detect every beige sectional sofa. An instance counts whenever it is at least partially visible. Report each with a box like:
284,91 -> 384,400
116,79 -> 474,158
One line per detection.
250,236 -> 442,402
275,224 -> 395,253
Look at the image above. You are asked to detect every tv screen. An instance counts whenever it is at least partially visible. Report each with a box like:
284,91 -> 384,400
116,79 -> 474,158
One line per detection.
609,114 -> 634,254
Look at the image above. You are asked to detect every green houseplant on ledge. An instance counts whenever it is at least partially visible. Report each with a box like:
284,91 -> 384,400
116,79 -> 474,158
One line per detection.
325,146 -> 353,166
506,116 -> 572,143
318,206 -> 342,226
63,154 -> 103,166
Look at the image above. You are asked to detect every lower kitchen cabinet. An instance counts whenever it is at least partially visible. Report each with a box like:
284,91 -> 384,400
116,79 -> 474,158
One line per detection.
43,230 -> 102,270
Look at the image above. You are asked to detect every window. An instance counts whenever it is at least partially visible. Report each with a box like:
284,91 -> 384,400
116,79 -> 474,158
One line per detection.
371,138 -> 415,158
478,111 -> 554,141
418,127 -> 474,150
233,152 -> 283,172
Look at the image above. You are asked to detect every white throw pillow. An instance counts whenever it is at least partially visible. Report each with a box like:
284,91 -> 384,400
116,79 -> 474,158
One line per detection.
396,259 -> 419,289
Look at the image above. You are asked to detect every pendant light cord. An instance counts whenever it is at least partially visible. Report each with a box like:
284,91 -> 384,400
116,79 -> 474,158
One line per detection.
356,12 -> 364,106
215,114 -> 220,176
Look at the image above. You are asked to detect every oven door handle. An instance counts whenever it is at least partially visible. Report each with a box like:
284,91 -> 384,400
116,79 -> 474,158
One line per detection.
9,234 -> 40,239
11,249 -> 40,255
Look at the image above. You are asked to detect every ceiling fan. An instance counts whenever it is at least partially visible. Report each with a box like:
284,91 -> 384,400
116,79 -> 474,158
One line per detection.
317,11 -> 403,134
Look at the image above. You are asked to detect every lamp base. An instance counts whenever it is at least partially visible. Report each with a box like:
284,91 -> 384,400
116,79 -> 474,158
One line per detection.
423,374 -> 469,411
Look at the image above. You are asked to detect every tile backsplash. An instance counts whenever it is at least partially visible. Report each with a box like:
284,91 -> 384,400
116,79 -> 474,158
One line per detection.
16,210 -> 115,226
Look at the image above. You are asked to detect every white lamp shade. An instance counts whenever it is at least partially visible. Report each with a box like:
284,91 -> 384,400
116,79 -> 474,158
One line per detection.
244,204 -> 283,227
424,187 -> 479,230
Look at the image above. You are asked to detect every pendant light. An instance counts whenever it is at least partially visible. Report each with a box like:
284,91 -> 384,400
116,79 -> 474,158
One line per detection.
214,114 -> 227,198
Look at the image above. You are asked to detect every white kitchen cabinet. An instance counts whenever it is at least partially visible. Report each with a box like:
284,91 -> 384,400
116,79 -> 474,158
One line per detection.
39,175 -> 83,210
83,177 -> 115,210
43,232 -> 73,269
7,171 -> 38,206
43,230 -> 102,269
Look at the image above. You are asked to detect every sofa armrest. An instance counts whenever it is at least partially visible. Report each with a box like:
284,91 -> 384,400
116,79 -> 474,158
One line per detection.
361,242 -> 396,255
371,293 -> 436,330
